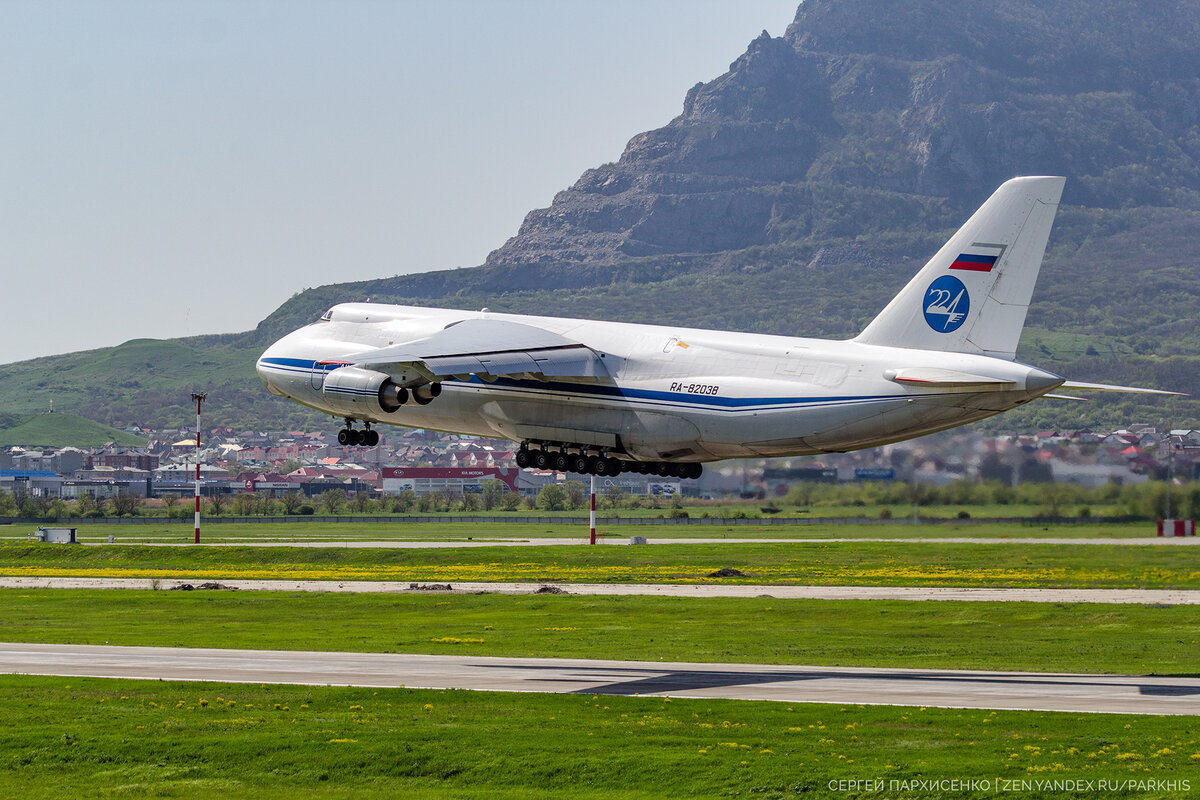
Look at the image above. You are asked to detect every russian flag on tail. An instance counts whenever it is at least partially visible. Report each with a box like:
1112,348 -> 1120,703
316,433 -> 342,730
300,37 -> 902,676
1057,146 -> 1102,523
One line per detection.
949,253 -> 999,272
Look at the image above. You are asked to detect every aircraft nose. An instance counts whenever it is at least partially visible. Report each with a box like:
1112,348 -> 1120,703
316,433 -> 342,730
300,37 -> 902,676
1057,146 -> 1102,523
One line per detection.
1024,367 -> 1065,395
256,340 -> 290,395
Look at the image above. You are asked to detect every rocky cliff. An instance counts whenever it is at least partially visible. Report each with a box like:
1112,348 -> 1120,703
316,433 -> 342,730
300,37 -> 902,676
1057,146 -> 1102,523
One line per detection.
484,0 -> 1200,272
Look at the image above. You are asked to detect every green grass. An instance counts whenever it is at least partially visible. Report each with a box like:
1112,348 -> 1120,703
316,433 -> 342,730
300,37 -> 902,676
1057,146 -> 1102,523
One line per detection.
1,589 -> 1197,675
0,520 -> 1168,544
0,538 -> 1196,588
2,675 -> 1197,799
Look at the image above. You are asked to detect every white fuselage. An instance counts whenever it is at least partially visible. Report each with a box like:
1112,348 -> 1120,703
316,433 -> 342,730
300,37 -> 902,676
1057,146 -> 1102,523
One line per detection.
256,302 -> 1062,462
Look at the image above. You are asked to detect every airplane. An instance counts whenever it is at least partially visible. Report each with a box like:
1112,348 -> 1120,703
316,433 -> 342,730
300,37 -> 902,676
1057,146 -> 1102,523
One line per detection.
256,176 -> 1179,479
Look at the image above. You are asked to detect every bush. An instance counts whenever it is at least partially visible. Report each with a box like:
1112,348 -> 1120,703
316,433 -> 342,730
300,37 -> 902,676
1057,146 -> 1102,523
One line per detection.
879,507 -> 893,519
669,508 -> 689,519
298,504 -> 315,516
956,510 -> 971,519
536,484 -> 569,511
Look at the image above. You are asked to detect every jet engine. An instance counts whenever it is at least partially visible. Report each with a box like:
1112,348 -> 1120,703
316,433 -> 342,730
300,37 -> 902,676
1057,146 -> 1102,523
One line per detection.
321,367 -> 409,415
412,381 -> 442,405
321,366 -> 443,416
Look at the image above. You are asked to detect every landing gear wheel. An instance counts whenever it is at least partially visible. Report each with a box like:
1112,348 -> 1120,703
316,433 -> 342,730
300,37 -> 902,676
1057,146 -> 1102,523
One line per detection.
363,429 -> 380,447
593,457 -> 611,476
533,450 -> 550,470
516,449 -> 531,469
553,452 -> 570,472
683,463 -> 703,480
604,457 -> 622,476
348,429 -> 363,446
570,454 -> 591,474
337,429 -> 351,446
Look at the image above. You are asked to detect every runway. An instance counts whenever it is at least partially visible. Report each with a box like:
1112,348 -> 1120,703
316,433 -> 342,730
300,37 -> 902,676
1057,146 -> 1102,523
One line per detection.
1,642 -> 1196,715
2,575 -> 1198,604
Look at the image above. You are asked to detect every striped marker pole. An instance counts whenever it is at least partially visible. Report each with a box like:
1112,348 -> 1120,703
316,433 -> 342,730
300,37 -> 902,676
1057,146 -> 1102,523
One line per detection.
589,473 -> 596,545
191,392 -> 206,544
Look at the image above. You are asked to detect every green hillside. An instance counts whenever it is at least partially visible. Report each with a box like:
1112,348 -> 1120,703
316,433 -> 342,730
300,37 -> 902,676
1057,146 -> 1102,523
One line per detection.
0,338 -> 326,432
0,413 -> 146,449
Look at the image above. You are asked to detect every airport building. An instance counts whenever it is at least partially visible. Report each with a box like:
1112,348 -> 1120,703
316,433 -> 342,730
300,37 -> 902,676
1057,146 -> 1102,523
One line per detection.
381,467 -> 521,495
0,470 -> 65,498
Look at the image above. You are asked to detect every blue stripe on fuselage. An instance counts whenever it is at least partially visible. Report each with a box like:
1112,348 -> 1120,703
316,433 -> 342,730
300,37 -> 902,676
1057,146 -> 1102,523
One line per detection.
257,357 -> 909,412
455,375 -> 896,412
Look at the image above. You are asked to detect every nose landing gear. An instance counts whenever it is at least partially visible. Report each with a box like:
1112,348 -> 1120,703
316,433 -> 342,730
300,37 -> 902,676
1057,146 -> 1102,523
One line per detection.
337,419 -> 380,447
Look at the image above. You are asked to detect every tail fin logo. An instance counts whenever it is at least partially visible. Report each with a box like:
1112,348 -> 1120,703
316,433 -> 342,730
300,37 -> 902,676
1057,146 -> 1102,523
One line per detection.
923,276 -> 970,333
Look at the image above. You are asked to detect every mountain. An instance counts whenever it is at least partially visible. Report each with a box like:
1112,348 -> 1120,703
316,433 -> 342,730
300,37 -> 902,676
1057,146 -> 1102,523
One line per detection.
5,0 -> 1200,433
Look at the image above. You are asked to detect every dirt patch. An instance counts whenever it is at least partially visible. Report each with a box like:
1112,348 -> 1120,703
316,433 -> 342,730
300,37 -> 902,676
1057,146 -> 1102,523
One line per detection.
706,567 -> 749,578
535,585 -> 569,594
409,583 -> 453,592
169,582 -> 237,591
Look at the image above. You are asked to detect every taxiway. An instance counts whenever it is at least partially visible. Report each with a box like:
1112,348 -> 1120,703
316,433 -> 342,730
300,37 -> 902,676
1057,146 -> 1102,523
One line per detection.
1,575 -> 1198,604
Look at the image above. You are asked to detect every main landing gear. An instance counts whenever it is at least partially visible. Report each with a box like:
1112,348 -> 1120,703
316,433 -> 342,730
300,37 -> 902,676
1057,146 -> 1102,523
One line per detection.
515,442 -> 702,480
337,419 -> 379,447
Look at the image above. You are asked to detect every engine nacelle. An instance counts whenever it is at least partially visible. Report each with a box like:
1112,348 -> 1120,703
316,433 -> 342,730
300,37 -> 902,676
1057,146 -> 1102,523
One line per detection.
322,367 -> 408,416
412,381 -> 442,405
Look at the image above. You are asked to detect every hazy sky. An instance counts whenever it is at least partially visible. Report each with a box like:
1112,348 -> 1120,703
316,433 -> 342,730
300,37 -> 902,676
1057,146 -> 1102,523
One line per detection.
1,0 -> 799,364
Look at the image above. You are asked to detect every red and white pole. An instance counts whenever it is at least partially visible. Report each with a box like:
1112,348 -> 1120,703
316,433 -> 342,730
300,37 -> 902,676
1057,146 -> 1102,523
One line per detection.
589,473 -> 596,545
191,392 -> 206,544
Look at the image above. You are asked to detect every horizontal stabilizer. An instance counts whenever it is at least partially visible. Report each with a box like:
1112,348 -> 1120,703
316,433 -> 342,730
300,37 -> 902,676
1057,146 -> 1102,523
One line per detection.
885,367 -> 1016,389
1059,381 -> 1187,397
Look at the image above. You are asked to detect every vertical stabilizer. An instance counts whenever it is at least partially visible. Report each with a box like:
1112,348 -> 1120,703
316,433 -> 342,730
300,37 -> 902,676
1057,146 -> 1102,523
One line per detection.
854,176 -> 1065,359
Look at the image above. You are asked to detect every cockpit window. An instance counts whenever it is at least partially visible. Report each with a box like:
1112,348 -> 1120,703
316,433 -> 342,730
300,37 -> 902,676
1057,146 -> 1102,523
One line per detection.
318,309 -> 333,322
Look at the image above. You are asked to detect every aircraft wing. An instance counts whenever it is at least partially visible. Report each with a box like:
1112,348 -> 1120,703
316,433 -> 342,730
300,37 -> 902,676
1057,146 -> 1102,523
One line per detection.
348,318 -> 609,381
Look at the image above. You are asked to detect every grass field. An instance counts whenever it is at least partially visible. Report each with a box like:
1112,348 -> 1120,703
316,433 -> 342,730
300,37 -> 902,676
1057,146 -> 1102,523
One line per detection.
1,675 -> 1197,799
0,538 -> 1196,588
0,519 -> 1168,543
3,523 -> 1198,797
1,589 -> 1197,675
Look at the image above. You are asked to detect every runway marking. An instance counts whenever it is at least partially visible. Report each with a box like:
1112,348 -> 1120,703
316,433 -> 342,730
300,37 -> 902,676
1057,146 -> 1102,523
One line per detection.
2,576 -> 1199,604
0,642 -> 1195,715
